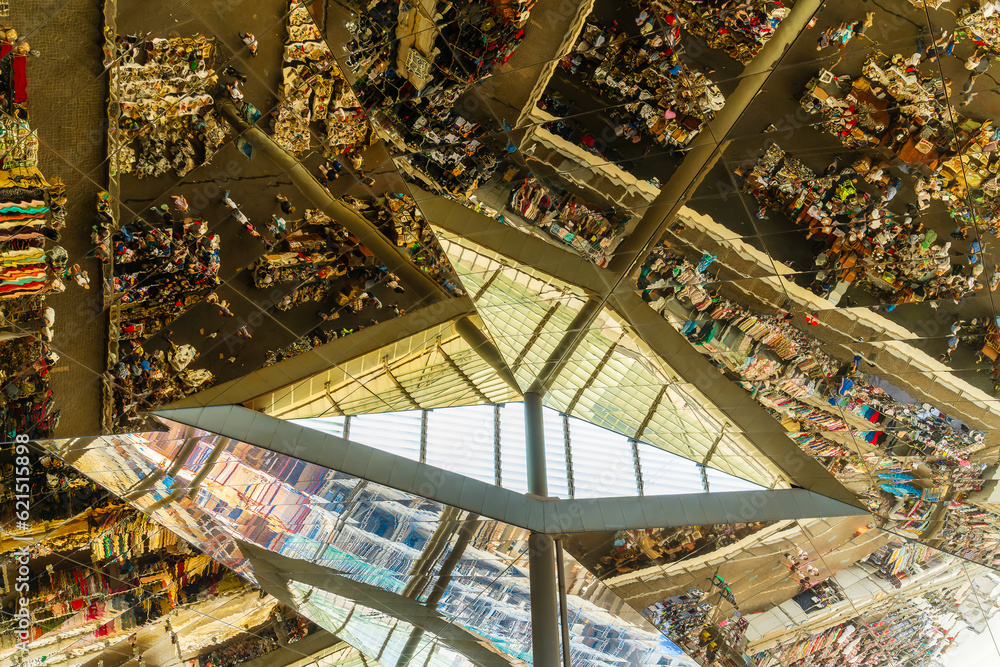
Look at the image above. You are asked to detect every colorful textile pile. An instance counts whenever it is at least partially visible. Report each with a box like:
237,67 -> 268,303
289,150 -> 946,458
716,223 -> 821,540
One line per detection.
0,247 -> 48,298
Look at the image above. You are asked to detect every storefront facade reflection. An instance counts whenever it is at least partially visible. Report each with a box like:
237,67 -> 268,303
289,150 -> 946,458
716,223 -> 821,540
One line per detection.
41,420 -> 678,666
581,517 -> 1000,667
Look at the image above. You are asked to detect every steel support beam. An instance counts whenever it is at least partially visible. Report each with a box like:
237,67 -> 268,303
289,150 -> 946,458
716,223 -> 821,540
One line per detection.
124,436 -> 198,501
149,407 -> 869,532
512,301 -> 561,372
383,360 -> 423,410
473,266 -> 504,301
147,438 -> 228,510
528,296 -> 603,396
453,315 -> 521,392
239,541 -> 513,667
437,343 -> 491,403
401,505 -> 461,600
634,384 -> 669,442
565,336 -> 620,414
164,297 -> 475,409
397,512 -> 481,667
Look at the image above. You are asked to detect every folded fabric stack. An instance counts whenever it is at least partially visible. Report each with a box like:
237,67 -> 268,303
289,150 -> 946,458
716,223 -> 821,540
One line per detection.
0,198 -> 48,241
0,247 -> 47,298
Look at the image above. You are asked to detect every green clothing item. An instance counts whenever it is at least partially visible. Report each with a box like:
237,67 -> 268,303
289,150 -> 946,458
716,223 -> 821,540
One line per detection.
921,229 -> 938,252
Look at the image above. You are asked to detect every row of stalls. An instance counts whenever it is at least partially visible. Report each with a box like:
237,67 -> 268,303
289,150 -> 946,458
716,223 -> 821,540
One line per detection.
508,175 -> 628,263
637,245 -> 1000,571
273,0 -> 372,157
564,20 -> 725,150
0,26 -> 63,438
802,52 -> 1000,238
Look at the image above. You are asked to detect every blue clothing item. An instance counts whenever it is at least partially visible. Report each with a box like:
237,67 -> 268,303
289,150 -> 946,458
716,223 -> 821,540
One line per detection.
696,254 -> 716,273
885,304 -> 896,312
971,241 -> 982,253
948,336 -> 959,348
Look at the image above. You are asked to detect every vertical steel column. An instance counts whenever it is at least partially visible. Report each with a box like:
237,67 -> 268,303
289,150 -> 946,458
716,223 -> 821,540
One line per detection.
419,410 -> 428,464
524,392 -> 560,666
524,392 -> 548,498
554,539 -> 573,667
494,404 -> 503,486
528,533 -> 560,667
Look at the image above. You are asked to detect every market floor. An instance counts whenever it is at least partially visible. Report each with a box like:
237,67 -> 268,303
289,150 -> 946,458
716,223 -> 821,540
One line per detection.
111,0 -> 424,391
14,0 -> 108,437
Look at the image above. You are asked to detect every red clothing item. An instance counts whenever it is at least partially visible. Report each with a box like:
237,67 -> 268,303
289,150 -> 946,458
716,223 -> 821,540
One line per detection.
1,44 -> 27,104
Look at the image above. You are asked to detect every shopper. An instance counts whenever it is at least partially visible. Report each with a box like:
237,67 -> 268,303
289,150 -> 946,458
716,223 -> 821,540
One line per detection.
240,32 -> 258,57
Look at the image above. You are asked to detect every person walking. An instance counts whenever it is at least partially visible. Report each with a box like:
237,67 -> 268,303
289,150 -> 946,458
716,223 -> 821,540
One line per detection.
226,80 -> 243,102
215,300 -> 235,318
941,334 -> 959,362
223,66 -> 248,83
149,204 -> 174,224
965,51 -> 984,71
268,214 -> 286,236
68,263 -> 90,289
275,193 -> 294,215
856,12 -> 875,42
240,32 -> 258,57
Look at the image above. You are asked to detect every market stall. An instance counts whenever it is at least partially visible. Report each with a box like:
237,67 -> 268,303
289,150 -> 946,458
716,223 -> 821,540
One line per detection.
274,1 -> 372,157
509,175 -> 627,263
650,0 -> 789,64
111,33 -> 228,178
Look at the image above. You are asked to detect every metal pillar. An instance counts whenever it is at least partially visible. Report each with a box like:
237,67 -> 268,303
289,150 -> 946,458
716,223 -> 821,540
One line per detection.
397,513 -> 481,666
524,393 -> 559,666
554,539 -> 572,667
528,533 -> 560,667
